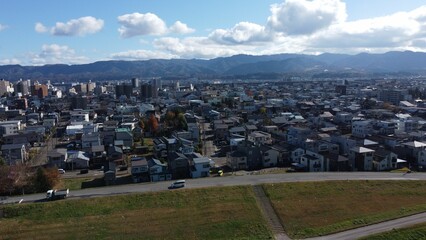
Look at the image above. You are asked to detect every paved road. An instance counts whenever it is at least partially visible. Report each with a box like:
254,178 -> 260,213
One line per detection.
308,212 -> 426,240
1,172 -> 425,204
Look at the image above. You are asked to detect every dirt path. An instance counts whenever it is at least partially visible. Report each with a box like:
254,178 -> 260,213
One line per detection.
252,185 -> 291,240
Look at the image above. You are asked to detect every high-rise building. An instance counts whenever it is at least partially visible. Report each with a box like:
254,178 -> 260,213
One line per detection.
14,79 -> 30,96
140,83 -> 153,101
151,79 -> 158,99
0,79 -> 13,96
116,84 -> 133,98
87,81 -> 96,93
32,84 -> 48,98
131,78 -> 140,88
71,96 -> 88,110
378,89 -> 407,105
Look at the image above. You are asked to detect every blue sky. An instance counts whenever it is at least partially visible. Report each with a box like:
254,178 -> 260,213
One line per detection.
0,0 -> 426,65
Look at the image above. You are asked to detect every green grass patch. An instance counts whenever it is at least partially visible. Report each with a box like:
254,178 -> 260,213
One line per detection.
360,222 -> 426,240
61,177 -> 97,190
263,180 -> 426,239
0,186 -> 272,240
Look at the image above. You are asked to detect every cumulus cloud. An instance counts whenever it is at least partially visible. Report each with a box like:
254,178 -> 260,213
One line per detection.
52,16 -> 104,36
111,49 -> 177,60
35,22 -> 48,33
308,6 -> 426,51
170,21 -> 195,34
29,44 -> 89,65
36,17 -> 104,36
209,22 -> 272,45
118,12 -> 168,38
267,0 -> 346,35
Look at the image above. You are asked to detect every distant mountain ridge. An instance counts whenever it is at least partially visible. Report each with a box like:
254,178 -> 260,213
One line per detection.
1,51 -> 425,81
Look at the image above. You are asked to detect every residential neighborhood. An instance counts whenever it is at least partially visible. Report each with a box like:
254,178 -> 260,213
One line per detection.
0,76 -> 426,192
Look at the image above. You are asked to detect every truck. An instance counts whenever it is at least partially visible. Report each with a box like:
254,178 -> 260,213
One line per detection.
46,189 -> 69,201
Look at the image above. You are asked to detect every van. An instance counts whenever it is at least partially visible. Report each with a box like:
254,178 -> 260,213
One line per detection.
169,180 -> 186,189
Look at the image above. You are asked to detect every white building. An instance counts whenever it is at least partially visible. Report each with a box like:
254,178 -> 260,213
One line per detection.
248,131 -> 272,145
190,157 -> 211,178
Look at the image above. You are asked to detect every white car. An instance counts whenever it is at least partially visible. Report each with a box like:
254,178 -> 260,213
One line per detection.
169,180 -> 185,189
58,169 -> 66,174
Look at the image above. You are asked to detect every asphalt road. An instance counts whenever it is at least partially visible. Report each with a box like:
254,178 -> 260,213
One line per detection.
308,212 -> 426,240
1,172 -> 425,204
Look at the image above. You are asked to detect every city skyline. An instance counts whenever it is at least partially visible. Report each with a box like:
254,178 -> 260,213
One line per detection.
1,0 -> 426,65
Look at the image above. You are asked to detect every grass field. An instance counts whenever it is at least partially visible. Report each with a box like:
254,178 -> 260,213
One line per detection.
60,177 -> 98,190
0,186 -> 271,240
263,180 -> 426,238
360,222 -> 426,240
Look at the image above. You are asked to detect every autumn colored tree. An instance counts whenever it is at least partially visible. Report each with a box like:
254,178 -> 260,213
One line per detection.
0,165 -> 13,195
148,114 -> 159,135
9,163 -> 33,195
33,167 -> 61,192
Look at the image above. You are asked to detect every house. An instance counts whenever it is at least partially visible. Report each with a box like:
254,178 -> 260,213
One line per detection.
214,124 -> 229,140
349,147 -> 375,171
82,132 -> 101,149
248,131 -> 272,145
168,152 -> 190,179
260,145 -> 279,168
115,128 -> 134,150
149,158 -> 172,182
131,157 -> 149,183
324,154 -> 349,171
227,150 -> 247,171
1,143 -> 28,165
300,150 -> 326,172
66,151 -> 90,169
0,120 -> 22,137
401,141 -> 426,168
373,148 -> 398,171
190,157 -> 211,178
107,145 -> 123,162
229,126 -> 246,137
290,148 -> 305,163
352,120 -> 372,138
47,148 -> 68,169
287,127 -> 312,147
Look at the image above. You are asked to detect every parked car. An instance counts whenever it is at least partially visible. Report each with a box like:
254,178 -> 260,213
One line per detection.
168,180 -> 186,189
58,169 -> 65,174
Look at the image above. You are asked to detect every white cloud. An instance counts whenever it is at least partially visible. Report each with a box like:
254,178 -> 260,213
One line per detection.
38,16 -> 104,36
0,24 -> 8,31
170,21 -> 195,34
308,6 -> 426,51
0,58 -> 21,65
111,49 -> 177,60
153,37 -> 259,59
29,44 -> 89,65
149,2 -> 426,58
267,0 -> 346,35
118,12 -> 168,38
35,22 -> 48,33
209,22 -> 272,45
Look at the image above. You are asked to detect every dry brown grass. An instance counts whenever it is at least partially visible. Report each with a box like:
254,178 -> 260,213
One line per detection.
0,186 -> 271,240
263,180 -> 426,238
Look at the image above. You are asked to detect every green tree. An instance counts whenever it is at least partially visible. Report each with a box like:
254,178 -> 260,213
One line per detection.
33,167 -> 61,192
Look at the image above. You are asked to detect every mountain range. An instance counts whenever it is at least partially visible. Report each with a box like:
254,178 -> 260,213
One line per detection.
1,51 -> 426,81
